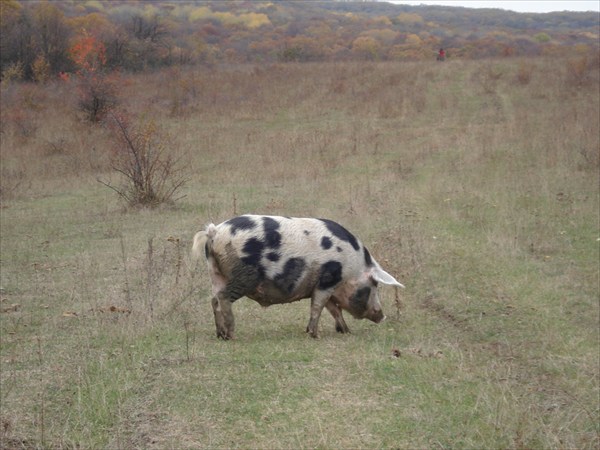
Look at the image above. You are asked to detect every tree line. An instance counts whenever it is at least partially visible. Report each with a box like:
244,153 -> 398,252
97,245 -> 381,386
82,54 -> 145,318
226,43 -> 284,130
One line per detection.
1,0 -> 598,81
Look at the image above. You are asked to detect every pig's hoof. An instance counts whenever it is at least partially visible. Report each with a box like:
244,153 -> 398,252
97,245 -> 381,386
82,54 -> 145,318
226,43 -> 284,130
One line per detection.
335,324 -> 350,333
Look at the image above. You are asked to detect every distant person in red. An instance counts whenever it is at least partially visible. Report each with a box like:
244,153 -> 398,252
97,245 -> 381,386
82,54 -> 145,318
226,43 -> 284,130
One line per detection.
437,48 -> 446,61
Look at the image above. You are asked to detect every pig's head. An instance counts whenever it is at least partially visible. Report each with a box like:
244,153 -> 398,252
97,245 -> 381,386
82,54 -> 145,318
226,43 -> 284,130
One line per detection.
336,264 -> 404,323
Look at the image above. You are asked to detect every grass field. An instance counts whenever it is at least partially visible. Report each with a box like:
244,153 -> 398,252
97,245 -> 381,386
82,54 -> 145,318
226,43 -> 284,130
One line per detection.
1,56 -> 599,449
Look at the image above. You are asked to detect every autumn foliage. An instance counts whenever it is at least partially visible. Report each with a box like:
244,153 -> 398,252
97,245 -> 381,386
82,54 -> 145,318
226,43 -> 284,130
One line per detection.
69,32 -> 117,122
1,1 -> 598,81
69,33 -> 107,74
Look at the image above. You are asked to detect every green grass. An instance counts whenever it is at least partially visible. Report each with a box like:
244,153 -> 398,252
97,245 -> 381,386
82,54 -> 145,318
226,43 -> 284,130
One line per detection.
1,57 -> 599,449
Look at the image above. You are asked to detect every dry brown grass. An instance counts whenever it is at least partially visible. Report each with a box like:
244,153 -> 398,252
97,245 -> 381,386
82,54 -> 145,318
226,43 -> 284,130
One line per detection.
1,55 -> 599,448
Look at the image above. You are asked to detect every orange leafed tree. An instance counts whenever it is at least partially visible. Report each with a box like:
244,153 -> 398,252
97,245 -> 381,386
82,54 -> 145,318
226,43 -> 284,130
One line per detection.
70,32 -> 107,74
69,31 -> 117,122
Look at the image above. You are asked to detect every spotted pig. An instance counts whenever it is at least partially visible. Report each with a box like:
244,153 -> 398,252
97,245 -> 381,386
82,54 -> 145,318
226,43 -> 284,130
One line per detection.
192,215 -> 403,339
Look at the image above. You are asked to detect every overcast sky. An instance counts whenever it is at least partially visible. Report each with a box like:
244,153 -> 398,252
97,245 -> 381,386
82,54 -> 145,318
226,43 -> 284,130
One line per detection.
389,1 -> 600,13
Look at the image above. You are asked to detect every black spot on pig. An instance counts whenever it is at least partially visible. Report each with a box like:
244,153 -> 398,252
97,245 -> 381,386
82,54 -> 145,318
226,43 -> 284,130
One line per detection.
319,219 -> 360,251
226,261 -> 262,301
274,257 -> 307,294
266,252 -> 280,262
318,261 -> 343,290
263,217 -> 282,249
242,237 -> 264,267
321,236 -> 333,250
226,216 -> 257,235
350,286 -> 371,315
363,246 -> 373,267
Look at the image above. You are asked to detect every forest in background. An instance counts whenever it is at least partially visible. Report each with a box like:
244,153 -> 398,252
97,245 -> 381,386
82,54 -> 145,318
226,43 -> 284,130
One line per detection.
1,0 -> 599,80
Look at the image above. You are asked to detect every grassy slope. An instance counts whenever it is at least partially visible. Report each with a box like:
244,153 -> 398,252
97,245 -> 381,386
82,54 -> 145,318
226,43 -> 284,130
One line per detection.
1,58 -> 598,449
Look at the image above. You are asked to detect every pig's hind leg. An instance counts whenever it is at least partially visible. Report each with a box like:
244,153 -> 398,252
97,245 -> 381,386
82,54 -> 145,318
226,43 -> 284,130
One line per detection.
211,293 -> 235,340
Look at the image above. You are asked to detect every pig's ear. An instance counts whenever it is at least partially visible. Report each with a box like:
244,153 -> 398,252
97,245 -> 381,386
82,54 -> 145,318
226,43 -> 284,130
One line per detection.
371,265 -> 405,288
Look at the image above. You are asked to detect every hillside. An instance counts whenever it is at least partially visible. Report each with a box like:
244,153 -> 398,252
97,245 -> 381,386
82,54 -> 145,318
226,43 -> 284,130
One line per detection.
1,0 -> 598,79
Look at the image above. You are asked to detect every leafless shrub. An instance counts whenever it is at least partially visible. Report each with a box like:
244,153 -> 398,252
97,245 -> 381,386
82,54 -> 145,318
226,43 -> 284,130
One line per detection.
99,112 -> 187,208
76,73 -> 119,122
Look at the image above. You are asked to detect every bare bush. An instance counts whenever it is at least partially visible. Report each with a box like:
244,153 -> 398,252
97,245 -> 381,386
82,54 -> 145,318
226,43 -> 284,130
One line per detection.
100,112 -> 187,207
76,73 -> 119,122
